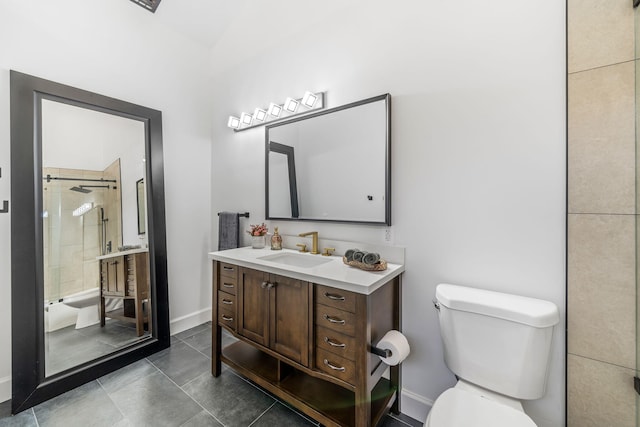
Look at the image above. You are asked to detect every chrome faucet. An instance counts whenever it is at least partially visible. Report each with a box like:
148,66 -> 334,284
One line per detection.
298,231 -> 319,254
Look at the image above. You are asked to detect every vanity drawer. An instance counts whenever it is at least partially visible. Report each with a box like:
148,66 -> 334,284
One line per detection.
315,285 -> 356,313
315,325 -> 356,361
315,304 -> 356,336
218,291 -> 236,311
218,263 -> 238,295
218,306 -> 236,330
315,348 -> 355,385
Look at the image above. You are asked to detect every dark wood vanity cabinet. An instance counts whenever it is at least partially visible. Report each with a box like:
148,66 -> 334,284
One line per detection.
212,260 -> 401,427
238,267 -> 310,366
99,251 -> 150,336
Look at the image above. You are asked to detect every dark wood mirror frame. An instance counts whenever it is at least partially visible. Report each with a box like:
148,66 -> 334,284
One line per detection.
10,71 -> 170,413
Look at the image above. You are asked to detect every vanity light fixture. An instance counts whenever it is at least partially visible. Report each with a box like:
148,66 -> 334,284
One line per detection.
268,103 -> 282,118
254,108 -> 268,122
301,91 -> 318,108
240,112 -> 253,126
283,97 -> 299,113
227,116 -> 241,129
229,91 -> 325,132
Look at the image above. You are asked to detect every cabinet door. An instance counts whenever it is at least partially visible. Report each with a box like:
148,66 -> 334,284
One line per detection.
270,274 -> 309,366
238,267 -> 270,346
104,256 -> 125,296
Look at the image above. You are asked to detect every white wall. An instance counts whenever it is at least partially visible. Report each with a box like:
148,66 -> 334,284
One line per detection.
0,0 -> 214,401
210,2 -> 566,426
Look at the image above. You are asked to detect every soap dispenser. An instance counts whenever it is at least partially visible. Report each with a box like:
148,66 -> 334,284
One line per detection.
271,227 -> 282,250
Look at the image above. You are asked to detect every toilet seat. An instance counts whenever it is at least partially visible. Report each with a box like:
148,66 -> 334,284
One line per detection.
426,388 -> 537,427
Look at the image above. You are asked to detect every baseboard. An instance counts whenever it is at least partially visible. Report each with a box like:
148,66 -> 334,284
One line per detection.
170,307 -> 212,336
0,375 -> 10,403
400,387 -> 432,423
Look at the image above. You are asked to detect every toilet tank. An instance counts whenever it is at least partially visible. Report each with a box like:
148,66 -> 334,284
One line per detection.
435,284 -> 559,400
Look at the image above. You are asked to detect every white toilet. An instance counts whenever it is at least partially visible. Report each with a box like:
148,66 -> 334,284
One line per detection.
426,283 -> 559,427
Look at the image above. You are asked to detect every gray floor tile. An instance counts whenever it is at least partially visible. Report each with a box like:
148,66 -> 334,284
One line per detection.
109,371 -> 202,427
174,323 -> 210,341
0,403 -> 37,427
182,371 -> 275,427
33,381 -> 123,427
180,410 -> 223,427
181,329 -> 212,352
98,358 -> 159,393
148,341 -> 211,386
389,412 -> 423,427
252,402 -> 316,427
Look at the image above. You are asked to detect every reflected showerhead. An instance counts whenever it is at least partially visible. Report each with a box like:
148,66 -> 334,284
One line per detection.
70,186 -> 92,194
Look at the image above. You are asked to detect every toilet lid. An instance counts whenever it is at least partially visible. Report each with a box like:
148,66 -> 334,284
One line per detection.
428,388 -> 537,427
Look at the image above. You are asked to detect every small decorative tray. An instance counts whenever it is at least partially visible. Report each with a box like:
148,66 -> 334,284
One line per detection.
342,256 -> 388,271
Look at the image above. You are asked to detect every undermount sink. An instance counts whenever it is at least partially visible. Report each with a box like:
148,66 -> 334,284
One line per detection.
258,252 -> 333,269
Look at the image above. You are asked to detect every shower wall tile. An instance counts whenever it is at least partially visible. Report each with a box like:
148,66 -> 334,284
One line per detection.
568,0 -> 634,73
567,354 -> 636,427
568,214 -> 636,369
568,61 -> 635,214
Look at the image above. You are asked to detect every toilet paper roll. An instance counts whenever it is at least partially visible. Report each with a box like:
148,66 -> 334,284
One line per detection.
376,330 -> 410,366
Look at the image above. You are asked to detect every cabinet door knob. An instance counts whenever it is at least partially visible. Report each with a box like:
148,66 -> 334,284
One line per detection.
266,282 -> 276,290
323,314 -> 345,324
323,359 -> 346,372
261,281 -> 269,289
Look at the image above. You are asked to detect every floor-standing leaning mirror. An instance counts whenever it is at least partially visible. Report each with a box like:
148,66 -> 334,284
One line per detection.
10,71 -> 170,413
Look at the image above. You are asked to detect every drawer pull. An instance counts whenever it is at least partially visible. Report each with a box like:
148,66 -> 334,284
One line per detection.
324,292 -> 345,301
323,314 -> 345,325
223,266 -> 234,271
222,299 -> 233,305
221,315 -> 234,322
323,359 -> 346,372
324,337 -> 346,348
222,283 -> 234,288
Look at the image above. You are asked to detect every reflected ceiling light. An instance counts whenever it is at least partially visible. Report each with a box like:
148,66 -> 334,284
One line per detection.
283,97 -> 299,113
72,202 -> 93,217
268,103 -> 282,118
301,91 -> 318,108
240,112 -> 253,126
227,91 -> 325,132
227,116 -> 240,129
254,108 -> 267,122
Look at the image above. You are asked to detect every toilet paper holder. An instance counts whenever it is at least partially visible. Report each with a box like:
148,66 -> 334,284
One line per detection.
370,345 -> 392,358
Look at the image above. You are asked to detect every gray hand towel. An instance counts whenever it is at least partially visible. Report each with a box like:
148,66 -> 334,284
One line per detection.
218,212 -> 239,250
362,252 -> 380,265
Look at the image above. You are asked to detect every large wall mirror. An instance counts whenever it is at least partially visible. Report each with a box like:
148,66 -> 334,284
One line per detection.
10,71 -> 169,413
266,94 -> 391,225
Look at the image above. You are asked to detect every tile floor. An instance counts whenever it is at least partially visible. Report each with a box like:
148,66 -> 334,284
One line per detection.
0,323 -> 422,427
46,319 -> 148,376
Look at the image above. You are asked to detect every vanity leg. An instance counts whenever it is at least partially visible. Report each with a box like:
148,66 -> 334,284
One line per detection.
134,295 -> 144,337
212,260 -> 222,377
390,277 -> 402,415
100,295 -> 105,327
212,325 -> 222,377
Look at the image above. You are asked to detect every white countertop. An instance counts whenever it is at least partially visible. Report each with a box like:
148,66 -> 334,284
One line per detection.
97,248 -> 148,260
208,247 -> 404,295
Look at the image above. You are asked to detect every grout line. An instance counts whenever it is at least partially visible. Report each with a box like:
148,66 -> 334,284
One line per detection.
96,378 -> 128,424
149,358 -> 227,427
247,402 -> 276,427
568,58 -> 636,75
32,408 -> 41,427
567,352 -> 635,371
